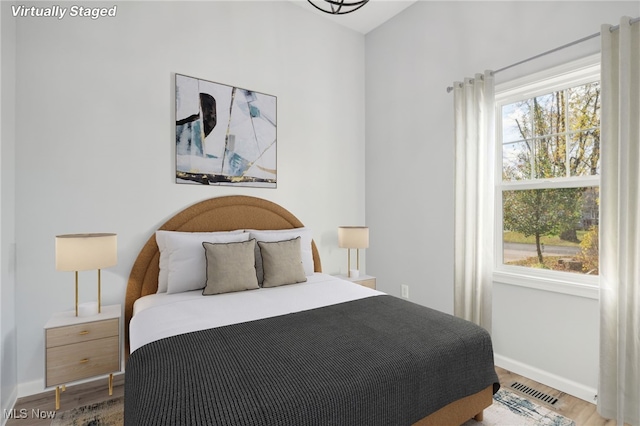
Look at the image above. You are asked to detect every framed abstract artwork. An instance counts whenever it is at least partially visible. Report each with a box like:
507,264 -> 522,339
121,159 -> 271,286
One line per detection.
175,74 -> 277,187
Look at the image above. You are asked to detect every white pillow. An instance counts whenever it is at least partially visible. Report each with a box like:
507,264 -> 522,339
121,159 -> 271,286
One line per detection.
249,228 -> 314,284
155,230 -> 246,293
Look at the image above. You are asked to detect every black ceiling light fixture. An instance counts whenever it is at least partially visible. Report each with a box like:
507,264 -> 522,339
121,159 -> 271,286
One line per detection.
307,0 -> 370,15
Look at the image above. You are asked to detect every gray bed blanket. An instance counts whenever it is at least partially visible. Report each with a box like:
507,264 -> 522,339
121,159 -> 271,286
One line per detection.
125,295 -> 499,425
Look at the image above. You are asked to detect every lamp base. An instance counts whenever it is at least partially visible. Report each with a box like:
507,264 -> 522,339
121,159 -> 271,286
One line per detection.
77,302 -> 99,317
349,269 -> 360,278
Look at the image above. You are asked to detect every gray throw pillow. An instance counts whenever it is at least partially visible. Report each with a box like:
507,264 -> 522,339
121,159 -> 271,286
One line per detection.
202,239 -> 259,295
257,237 -> 307,288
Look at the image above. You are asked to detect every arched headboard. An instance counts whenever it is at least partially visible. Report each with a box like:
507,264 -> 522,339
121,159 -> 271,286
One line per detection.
125,195 -> 322,350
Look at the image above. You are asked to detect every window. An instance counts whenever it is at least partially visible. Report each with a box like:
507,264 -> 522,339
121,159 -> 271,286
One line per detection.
495,57 -> 600,295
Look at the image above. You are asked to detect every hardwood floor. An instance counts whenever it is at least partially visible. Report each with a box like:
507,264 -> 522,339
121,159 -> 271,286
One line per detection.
496,367 -> 618,426
5,374 -> 124,426
5,368 -> 618,426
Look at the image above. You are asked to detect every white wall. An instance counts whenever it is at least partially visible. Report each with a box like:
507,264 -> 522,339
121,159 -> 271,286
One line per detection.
492,283 -> 600,401
1,0 -> 18,418
365,1 -> 639,401
11,1 -> 365,393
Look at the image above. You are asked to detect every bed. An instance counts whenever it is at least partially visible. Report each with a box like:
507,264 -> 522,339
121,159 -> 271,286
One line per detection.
124,195 -> 499,425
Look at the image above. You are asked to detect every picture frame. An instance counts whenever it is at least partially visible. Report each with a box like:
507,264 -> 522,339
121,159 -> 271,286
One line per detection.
175,74 -> 277,187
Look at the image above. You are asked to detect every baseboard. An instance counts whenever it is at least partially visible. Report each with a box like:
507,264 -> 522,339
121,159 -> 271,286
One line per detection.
16,379 -> 44,399
495,353 -> 597,403
1,387 -> 18,426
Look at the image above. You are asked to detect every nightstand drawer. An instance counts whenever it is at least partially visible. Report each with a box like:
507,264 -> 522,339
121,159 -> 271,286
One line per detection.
46,336 -> 119,387
46,318 -> 118,348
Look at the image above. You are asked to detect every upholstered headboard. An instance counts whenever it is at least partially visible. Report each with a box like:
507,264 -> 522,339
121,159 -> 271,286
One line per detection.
125,195 -> 322,350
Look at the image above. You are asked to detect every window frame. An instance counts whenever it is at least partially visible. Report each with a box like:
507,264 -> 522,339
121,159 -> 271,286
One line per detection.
494,55 -> 600,299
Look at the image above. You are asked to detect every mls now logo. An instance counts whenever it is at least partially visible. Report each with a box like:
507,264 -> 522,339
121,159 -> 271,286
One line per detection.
4,408 -> 56,419
3,409 -> 27,419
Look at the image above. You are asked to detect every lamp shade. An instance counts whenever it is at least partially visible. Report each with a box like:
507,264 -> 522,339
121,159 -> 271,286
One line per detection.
338,226 -> 369,249
55,233 -> 117,271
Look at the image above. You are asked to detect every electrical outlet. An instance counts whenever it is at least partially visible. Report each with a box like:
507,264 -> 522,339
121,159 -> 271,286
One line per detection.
401,285 -> 409,299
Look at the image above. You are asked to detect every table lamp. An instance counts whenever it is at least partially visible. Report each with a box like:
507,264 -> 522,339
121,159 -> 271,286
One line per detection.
55,233 -> 117,316
338,226 -> 369,278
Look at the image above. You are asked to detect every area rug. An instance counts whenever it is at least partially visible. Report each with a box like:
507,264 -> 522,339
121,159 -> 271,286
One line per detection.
462,389 -> 576,426
50,397 -> 123,426
49,390 -> 573,426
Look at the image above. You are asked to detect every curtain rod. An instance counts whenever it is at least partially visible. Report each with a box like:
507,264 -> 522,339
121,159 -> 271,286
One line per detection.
446,17 -> 640,93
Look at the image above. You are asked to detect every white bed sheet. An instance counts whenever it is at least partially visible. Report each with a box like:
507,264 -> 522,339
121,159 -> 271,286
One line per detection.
130,273 -> 382,353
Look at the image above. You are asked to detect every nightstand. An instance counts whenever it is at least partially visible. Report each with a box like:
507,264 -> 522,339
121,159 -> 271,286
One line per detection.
336,274 -> 376,289
44,304 -> 121,410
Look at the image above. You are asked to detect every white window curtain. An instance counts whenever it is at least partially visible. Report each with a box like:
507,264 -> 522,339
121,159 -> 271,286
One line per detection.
453,71 -> 495,332
598,16 -> 640,426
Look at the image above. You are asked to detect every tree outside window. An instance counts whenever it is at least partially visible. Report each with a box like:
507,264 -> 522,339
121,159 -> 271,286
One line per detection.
499,81 -> 600,275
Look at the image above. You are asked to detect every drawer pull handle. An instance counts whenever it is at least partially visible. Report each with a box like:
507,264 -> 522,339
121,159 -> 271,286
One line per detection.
79,358 -> 89,364
78,331 -> 90,335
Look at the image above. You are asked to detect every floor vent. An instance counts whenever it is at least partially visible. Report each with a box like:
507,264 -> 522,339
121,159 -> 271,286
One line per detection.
510,382 -> 559,405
